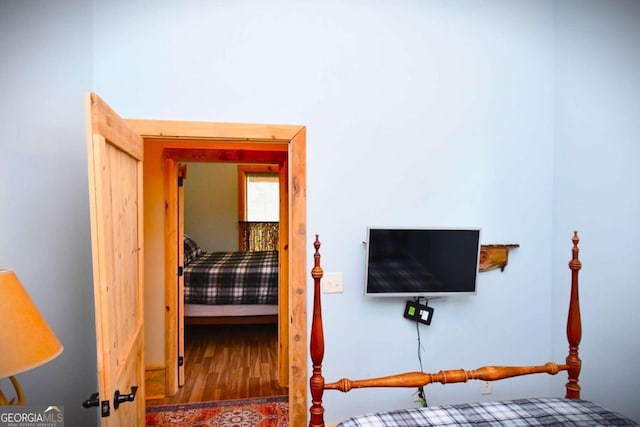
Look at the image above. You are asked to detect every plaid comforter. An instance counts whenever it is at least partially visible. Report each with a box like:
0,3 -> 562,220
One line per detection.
337,398 -> 638,426
184,251 -> 278,305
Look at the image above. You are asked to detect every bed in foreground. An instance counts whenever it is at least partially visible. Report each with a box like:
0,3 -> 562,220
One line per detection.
309,232 -> 638,426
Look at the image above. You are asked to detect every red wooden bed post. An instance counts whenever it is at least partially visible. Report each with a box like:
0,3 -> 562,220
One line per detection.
565,231 -> 582,399
309,235 -> 326,427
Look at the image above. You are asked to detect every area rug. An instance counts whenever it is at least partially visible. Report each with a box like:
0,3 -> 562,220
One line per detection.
146,395 -> 288,427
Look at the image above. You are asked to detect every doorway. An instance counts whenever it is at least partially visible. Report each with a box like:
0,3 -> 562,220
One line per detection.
130,119 -> 308,426
177,159 -> 284,387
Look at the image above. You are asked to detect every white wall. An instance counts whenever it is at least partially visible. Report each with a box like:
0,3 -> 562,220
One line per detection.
92,0 -> 556,422
184,163 -> 239,252
552,0 -> 640,421
0,1 -> 97,425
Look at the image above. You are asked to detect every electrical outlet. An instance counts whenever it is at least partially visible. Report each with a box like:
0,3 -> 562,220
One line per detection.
480,381 -> 492,395
322,272 -> 344,293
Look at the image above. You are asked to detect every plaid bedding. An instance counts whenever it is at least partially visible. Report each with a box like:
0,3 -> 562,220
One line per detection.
337,398 -> 638,426
184,251 -> 278,305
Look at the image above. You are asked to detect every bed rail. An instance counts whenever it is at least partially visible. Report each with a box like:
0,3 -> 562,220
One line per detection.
309,232 -> 582,427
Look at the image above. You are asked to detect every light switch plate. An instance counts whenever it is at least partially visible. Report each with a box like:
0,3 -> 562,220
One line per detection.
322,272 -> 344,293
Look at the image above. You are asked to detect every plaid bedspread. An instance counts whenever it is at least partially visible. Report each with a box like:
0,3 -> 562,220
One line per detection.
337,398 -> 638,426
184,251 -> 278,305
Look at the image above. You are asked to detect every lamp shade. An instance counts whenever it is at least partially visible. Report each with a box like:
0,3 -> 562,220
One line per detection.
0,270 -> 63,378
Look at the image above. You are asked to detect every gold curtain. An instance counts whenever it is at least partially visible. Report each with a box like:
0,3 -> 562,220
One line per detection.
239,221 -> 279,251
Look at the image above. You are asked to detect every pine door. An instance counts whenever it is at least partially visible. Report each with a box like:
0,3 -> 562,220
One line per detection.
85,92 -> 145,426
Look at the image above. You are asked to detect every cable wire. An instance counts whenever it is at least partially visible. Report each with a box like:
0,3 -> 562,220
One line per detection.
415,297 -> 428,407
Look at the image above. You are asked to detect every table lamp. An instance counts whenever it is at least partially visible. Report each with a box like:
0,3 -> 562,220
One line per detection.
0,270 -> 63,405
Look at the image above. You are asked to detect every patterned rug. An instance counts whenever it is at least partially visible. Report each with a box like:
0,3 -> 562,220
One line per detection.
146,395 -> 288,427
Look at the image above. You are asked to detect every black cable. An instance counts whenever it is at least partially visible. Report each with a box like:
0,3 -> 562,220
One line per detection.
415,297 -> 428,407
416,302 -> 424,372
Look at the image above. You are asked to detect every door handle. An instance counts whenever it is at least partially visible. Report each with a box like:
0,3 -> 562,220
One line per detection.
83,392 -> 111,417
113,386 -> 138,410
82,392 -> 99,408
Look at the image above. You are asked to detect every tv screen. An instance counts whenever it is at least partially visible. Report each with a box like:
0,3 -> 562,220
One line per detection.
365,227 -> 481,298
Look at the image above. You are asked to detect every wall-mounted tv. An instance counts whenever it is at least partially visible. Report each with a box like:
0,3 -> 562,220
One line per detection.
365,227 -> 481,298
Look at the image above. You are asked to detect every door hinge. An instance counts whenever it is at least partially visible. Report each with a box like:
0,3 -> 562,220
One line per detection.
178,356 -> 184,367
178,176 -> 184,187
178,266 -> 183,277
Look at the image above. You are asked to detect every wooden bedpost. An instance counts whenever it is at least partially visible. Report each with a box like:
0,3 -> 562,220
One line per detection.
565,231 -> 582,399
309,235 -> 326,427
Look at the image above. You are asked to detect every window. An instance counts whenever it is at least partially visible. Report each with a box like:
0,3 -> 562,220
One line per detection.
238,165 -> 280,251
246,173 -> 279,221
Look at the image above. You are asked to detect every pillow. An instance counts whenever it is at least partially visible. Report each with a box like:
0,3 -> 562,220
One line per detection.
183,234 -> 203,265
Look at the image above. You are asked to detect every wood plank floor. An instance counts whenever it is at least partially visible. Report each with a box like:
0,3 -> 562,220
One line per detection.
146,323 -> 288,406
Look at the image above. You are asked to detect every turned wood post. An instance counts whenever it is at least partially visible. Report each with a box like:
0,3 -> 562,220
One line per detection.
565,231 -> 582,399
309,235 -> 326,427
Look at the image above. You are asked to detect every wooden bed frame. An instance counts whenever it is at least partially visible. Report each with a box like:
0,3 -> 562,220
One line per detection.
309,232 -> 583,427
184,302 -> 278,325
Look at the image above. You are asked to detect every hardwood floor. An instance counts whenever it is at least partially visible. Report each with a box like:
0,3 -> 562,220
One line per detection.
146,323 -> 288,406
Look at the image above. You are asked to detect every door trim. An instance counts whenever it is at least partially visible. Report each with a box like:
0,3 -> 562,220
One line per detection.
128,119 -> 307,426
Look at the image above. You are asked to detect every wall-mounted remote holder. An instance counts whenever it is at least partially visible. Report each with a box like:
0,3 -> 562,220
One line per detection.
403,300 -> 434,325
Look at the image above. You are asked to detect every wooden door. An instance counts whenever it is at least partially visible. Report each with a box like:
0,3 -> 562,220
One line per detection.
177,164 -> 187,386
86,93 -> 145,426
162,158 -> 186,394
165,159 -> 187,387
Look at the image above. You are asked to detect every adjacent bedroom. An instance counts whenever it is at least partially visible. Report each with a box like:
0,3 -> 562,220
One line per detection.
145,161 -> 288,405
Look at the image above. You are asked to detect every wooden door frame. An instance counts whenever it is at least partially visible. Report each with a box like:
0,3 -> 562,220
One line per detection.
127,119 -> 308,426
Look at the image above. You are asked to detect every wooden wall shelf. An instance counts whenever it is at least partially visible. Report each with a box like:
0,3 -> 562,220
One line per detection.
479,244 -> 520,272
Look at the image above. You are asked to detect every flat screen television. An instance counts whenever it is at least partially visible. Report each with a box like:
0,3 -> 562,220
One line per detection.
365,227 -> 481,298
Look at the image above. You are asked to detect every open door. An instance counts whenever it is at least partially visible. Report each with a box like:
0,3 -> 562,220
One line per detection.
85,93 -> 145,425
165,159 -> 187,388
177,164 -> 187,387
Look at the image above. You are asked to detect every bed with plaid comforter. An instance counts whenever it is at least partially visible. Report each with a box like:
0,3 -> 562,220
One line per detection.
337,397 -> 638,426
184,250 -> 278,305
